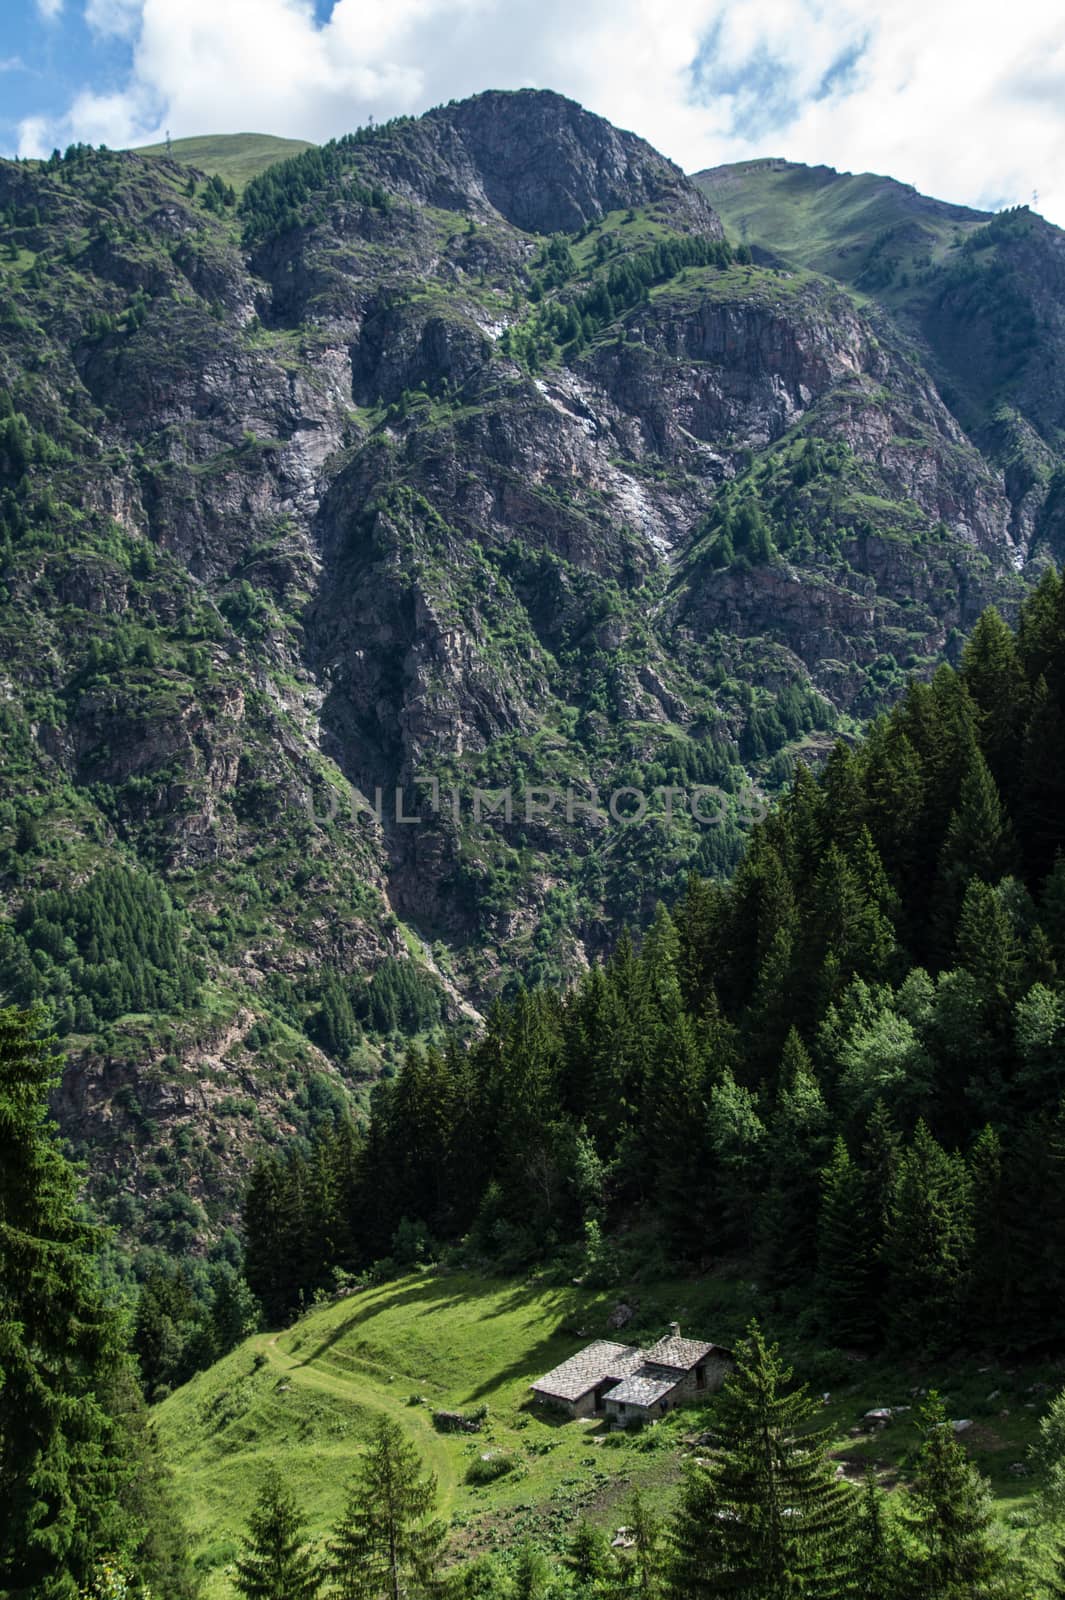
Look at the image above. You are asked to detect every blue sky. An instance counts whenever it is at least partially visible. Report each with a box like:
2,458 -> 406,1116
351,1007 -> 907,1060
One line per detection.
2,0 -> 1063,224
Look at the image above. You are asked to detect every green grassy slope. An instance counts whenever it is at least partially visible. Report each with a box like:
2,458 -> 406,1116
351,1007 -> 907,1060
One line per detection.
130,132 -> 312,189
693,158 -> 989,306
156,1268 -> 1052,1596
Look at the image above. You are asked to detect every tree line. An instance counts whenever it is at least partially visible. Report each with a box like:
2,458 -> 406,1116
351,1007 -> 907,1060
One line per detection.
245,573 -> 1065,1359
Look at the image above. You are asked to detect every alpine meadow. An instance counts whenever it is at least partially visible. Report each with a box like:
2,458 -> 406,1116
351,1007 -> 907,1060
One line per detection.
7,60 -> 1065,1600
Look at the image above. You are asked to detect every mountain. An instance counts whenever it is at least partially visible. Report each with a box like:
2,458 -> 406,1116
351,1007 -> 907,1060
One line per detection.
0,92 -> 1059,1248
131,132 -> 314,190
696,159 -> 1065,546
693,157 -> 990,295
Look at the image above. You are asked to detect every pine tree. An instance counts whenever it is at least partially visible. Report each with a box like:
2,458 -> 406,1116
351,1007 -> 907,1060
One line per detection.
862,1099 -> 901,1225
966,1126 -> 1011,1348
242,1152 -> 297,1324
934,746 -> 1018,954
706,1070 -> 766,1252
328,1416 -> 445,1599
621,1489 -> 662,1597
954,880 -> 1024,1015
0,1006 -> 163,1598
816,1136 -> 881,1346
898,1395 -> 1005,1599
854,1471 -> 901,1600
234,1466 -> 322,1600
511,1542 -> 551,1600
759,1038 -> 832,1286
1020,676 -> 1065,882
1046,1536 -> 1065,1600
960,606 -> 1029,797
883,1121 -> 973,1356
667,1323 -> 858,1599
565,1520 -> 615,1589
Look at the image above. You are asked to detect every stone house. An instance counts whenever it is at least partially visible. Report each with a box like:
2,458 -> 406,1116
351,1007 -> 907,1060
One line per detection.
529,1339 -> 645,1419
531,1323 -> 733,1426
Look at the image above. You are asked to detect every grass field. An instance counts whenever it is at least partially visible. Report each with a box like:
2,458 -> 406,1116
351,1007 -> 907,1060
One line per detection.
130,133 -> 312,190
692,158 -> 990,317
156,1266 -> 1059,1595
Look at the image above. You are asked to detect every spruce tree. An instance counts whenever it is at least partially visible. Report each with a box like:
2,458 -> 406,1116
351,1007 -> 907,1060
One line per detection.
759,1040 -> 832,1286
242,1152 -> 297,1325
565,1520 -> 615,1589
234,1466 -> 321,1600
667,1323 -> 857,1599
854,1470 -> 901,1600
706,1070 -> 766,1252
960,606 -> 1029,797
1047,1541 -> 1065,1600
0,1005 -> 193,1599
898,1395 -> 1005,1599
934,746 -> 1018,954
816,1136 -> 880,1346
883,1121 -> 973,1356
328,1415 -> 445,1599
966,1126 -> 1011,1347
622,1488 -> 663,1598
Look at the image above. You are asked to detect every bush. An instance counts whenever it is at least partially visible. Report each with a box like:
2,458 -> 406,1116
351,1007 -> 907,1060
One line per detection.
465,1450 -> 516,1485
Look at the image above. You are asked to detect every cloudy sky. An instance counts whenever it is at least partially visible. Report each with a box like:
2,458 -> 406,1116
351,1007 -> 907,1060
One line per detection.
3,0 -> 1064,223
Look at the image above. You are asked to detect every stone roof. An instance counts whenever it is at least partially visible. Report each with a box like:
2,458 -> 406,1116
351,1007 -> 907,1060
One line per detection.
530,1340 -> 643,1402
643,1334 -> 718,1371
606,1367 -> 682,1409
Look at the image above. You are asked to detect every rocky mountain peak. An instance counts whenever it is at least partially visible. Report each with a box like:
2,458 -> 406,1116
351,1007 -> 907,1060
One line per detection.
360,88 -> 721,236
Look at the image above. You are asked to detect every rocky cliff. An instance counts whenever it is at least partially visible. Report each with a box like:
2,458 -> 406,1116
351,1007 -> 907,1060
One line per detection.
0,94 -> 1056,1244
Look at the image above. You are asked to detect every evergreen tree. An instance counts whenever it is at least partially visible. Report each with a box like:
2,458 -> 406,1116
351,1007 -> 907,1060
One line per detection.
243,1152 -> 299,1324
883,1122 -> 973,1356
565,1521 -> 615,1590
510,1542 -> 552,1600
0,1005 -> 192,1599
854,1471 -> 901,1600
328,1416 -> 445,1599
898,1395 -> 1005,1599
705,1071 -> 766,1251
934,746 -> 1018,953
960,606 -> 1029,798
667,1323 -> 857,1599
620,1489 -> 662,1598
234,1466 -> 322,1600
759,1038 -> 832,1286
816,1136 -> 881,1346
1034,1384 -> 1065,1520
966,1126 -> 1011,1347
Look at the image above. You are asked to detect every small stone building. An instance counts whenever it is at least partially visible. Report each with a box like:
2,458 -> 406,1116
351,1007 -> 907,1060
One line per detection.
531,1323 -> 733,1426
602,1325 -> 733,1427
530,1340 -> 645,1419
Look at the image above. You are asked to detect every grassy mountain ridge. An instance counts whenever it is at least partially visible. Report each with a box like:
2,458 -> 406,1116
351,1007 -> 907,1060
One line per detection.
693,158 -> 990,296
130,132 -> 313,190
694,158 -> 1065,524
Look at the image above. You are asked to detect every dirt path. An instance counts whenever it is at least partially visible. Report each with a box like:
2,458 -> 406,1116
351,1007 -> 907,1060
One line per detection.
253,1330 -> 462,1509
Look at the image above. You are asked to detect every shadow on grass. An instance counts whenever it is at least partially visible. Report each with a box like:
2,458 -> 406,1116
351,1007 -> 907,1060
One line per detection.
285,1269 -> 615,1408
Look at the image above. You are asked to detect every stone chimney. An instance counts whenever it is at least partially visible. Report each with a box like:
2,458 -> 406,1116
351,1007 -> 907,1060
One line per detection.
669,1321 -> 681,1338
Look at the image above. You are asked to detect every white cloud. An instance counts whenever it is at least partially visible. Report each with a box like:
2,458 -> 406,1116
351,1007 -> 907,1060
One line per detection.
84,0 -> 143,37
17,115 -> 52,159
18,0 -> 1065,226
36,0 -> 63,18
